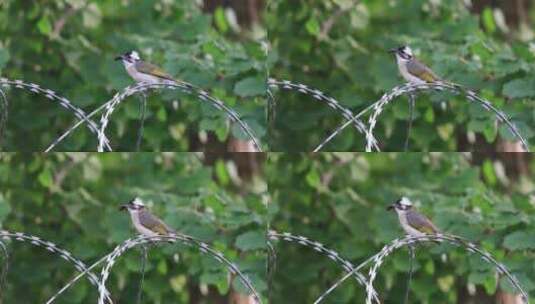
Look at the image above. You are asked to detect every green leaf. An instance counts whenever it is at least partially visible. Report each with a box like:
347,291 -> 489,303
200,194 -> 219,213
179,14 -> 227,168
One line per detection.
233,76 -> 266,97
38,169 -> 53,188
37,16 -> 52,35
503,231 -> 535,250
305,17 -> 320,36
213,7 -> 229,33
305,168 -> 320,188
156,107 -> 167,122
502,77 -> 535,99
235,230 -> 265,251
481,7 -> 496,34
214,160 -> 230,186
482,160 -> 497,186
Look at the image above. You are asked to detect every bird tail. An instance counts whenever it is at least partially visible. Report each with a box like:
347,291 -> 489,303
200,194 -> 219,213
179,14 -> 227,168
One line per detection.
167,230 -> 197,242
434,80 -> 480,102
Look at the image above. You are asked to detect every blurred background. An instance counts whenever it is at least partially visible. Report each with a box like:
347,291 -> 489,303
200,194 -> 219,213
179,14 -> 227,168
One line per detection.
0,0 -> 267,151
0,152 -> 267,303
266,0 -> 535,152
267,152 -> 535,303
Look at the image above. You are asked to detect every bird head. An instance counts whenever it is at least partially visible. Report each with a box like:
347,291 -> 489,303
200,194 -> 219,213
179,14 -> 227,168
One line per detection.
119,197 -> 146,212
389,45 -> 413,61
387,196 -> 413,212
115,50 -> 141,64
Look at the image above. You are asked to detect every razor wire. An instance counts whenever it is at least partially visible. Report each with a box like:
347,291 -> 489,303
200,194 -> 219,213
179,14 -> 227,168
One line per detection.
364,82 -> 529,151
0,230 -> 113,304
363,233 -> 529,304
97,234 -> 262,304
0,78 -> 112,151
97,81 -> 263,152
315,82 -> 529,152
267,78 -> 379,151
267,230 -> 379,303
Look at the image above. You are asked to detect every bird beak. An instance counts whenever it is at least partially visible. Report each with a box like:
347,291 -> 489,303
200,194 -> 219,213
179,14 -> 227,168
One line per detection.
119,204 -> 129,211
388,48 -> 397,54
386,204 -> 395,211
114,55 -> 124,61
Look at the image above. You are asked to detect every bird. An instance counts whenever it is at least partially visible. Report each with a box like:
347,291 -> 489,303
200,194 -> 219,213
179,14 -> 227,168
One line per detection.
115,50 -> 177,84
387,197 -> 439,237
389,45 -> 441,84
119,197 -> 176,237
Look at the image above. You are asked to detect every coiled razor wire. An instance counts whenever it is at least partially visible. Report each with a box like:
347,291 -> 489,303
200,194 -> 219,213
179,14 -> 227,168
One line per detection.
267,78 -> 379,151
363,234 -> 529,304
45,101 -> 112,152
97,234 -> 262,304
267,231 -> 379,303
366,82 -> 529,152
46,254 -> 110,304
313,254 -> 378,304
0,230 -> 113,304
0,78 -> 112,151
316,82 -> 530,152
97,81 -> 263,152
314,233 -> 529,304
365,82 -> 529,151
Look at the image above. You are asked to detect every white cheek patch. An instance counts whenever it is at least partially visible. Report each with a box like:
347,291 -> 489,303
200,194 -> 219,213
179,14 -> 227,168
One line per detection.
130,51 -> 140,61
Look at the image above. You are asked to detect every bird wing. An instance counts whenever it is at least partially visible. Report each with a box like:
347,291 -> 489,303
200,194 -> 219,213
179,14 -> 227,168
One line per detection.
139,211 -> 174,235
135,61 -> 176,81
406,210 -> 439,234
407,59 -> 440,83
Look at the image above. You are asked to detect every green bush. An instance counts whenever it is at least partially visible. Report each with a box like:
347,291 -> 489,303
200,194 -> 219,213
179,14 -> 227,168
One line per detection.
267,0 -> 535,151
0,1 -> 267,151
0,153 -> 267,303
268,153 -> 535,303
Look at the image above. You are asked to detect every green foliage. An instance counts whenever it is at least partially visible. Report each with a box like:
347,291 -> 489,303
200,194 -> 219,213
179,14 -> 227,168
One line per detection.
0,1 -> 266,151
0,153 -> 267,303
266,0 -> 535,151
267,153 -> 535,303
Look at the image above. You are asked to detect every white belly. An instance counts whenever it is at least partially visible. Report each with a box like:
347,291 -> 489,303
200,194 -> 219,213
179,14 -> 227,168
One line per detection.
397,58 -> 426,84
397,212 -> 425,237
126,65 -> 162,84
130,212 -> 159,237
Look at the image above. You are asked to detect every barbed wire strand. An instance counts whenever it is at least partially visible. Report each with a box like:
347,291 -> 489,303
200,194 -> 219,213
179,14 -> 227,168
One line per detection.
266,88 -> 276,134
266,239 -> 276,304
97,81 -> 262,152
136,246 -> 148,304
135,94 -> 147,151
404,94 -> 415,151
0,230 -> 113,304
0,78 -> 112,151
267,231 -> 379,303
97,234 -> 262,304
403,245 -> 415,304
267,79 -> 379,151
0,241 -> 8,304
0,88 -> 8,149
